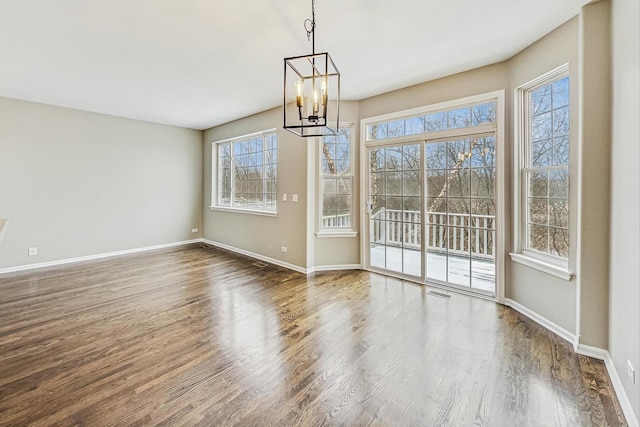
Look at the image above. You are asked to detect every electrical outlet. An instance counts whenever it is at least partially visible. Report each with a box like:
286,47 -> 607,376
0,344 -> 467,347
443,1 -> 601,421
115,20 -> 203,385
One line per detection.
628,360 -> 636,384
292,194 -> 298,202
28,247 -> 37,256
281,246 -> 288,253
191,228 -> 198,233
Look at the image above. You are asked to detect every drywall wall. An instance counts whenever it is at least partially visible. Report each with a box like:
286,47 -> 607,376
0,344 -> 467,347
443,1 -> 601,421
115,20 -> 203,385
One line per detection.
203,107 -> 309,269
610,0 -> 640,420
359,63 -> 509,122
0,97 -> 203,269
507,17 -> 579,334
313,101 -> 361,268
576,0 -> 611,350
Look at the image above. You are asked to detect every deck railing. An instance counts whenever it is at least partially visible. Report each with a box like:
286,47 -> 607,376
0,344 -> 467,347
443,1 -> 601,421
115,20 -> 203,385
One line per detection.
370,209 -> 495,259
321,214 -> 351,228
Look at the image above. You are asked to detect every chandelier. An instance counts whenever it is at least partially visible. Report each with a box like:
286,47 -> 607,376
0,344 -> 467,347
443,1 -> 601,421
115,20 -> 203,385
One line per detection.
283,0 -> 340,137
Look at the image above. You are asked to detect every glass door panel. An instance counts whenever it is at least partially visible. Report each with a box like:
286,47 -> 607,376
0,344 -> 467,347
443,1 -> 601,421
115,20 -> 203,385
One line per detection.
425,141 -> 449,284
368,144 -> 421,276
425,137 -> 496,294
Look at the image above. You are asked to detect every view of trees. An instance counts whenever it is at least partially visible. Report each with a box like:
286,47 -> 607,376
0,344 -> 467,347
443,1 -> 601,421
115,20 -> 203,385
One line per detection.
217,134 -> 277,210
526,77 -> 569,258
369,137 -> 496,258
321,128 -> 352,226
366,102 -> 496,141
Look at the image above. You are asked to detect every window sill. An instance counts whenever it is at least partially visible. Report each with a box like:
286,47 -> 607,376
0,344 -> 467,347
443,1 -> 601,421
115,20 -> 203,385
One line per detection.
209,206 -> 277,218
509,252 -> 573,281
315,230 -> 358,238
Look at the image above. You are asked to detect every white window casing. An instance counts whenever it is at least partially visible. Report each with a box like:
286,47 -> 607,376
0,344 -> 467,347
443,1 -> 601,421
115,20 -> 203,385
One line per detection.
317,125 -> 357,237
210,129 -> 278,216
511,65 -> 574,280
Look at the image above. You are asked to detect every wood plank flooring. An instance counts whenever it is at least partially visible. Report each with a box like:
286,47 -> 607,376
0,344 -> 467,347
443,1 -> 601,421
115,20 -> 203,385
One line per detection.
0,243 -> 627,426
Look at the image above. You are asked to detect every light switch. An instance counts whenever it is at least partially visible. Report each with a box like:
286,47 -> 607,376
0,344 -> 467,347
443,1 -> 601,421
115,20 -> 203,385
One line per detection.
292,194 -> 298,202
282,193 -> 287,201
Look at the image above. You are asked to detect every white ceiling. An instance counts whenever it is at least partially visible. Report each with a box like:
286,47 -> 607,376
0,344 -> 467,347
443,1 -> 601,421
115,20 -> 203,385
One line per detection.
0,0 -> 590,130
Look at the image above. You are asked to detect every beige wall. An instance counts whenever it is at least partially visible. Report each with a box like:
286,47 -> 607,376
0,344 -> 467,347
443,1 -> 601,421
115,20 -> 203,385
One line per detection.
0,96 -> 203,269
576,0 -> 611,350
610,0 -> 640,419
507,17 -> 580,334
359,63 -> 510,121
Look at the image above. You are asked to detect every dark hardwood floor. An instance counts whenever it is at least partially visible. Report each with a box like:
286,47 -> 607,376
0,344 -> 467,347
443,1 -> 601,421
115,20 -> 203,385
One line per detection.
0,244 -> 626,426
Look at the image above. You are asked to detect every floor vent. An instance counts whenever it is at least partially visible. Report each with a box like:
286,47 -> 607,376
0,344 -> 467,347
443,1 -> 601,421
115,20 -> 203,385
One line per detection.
428,290 -> 452,299
252,261 -> 268,268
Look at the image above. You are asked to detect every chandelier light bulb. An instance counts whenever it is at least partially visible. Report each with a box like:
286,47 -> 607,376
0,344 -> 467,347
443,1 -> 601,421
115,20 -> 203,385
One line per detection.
295,80 -> 304,107
312,87 -> 320,115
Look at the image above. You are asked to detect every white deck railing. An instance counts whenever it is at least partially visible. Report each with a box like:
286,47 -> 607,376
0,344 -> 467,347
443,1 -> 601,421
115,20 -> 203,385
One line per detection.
370,209 -> 495,259
321,214 -> 351,228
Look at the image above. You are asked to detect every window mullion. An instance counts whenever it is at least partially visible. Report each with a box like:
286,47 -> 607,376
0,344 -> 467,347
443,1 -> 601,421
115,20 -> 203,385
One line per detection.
262,136 -> 266,210
230,143 -> 235,208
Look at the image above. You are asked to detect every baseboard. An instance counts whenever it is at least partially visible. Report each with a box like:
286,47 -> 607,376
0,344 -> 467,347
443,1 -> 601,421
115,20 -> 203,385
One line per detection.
308,264 -> 362,273
503,298 -> 577,346
201,239 -> 308,274
604,353 -> 640,427
0,239 -> 202,275
505,298 -> 638,426
575,343 -> 608,360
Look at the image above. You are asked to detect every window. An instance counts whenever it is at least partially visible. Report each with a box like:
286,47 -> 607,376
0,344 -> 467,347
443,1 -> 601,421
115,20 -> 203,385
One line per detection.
215,130 -> 277,213
319,126 -> 354,234
366,102 -> 496,141
513,66 -> 571,277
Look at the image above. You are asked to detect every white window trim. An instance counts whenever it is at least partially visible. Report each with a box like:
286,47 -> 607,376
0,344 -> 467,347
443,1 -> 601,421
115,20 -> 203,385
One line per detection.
317,123 -> 357,236
209,205 -> 278,217
315,230 -> 358,238
210,128 -> 277,214
511,64 -> 573,280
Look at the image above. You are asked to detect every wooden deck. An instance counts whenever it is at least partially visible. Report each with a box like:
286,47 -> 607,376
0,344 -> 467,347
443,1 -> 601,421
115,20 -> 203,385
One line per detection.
0,243 -> 626,426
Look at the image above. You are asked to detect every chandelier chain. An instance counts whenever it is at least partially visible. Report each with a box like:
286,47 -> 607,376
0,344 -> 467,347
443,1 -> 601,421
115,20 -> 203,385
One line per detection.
304,0 -> 316,43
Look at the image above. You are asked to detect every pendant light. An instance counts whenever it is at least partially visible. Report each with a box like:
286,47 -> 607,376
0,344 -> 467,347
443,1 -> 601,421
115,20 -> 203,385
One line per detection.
283,0 -> 340,137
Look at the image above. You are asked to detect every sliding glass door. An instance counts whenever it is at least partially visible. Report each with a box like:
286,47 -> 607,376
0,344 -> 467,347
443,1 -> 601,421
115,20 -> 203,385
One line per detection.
364,97 -> 500,296
366,136 -> 496,296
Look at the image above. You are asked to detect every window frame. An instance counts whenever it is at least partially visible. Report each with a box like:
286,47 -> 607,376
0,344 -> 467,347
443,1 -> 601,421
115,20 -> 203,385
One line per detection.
317,123 -> 357,237
210,128 -> 278,217
511,65 -> 573,280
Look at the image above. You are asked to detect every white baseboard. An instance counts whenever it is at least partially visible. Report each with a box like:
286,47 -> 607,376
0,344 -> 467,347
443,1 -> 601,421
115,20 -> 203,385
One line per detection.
604,353 -> 640,427
309,264 -> 362,273
504,298 -> 577,345
0,239 -> 202,275
504,298 -> 638,426
201,239 -> 308,274
201,240 -> 363,276
575,343 -> 609,360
